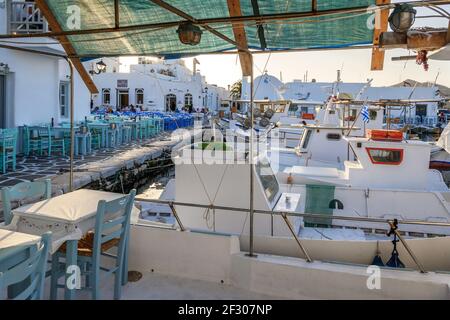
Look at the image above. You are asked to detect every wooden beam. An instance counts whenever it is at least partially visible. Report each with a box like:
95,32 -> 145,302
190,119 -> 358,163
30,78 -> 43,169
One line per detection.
227,0 -> 252,76
4,1 -> 450,40
35,0 -> 99,94
115,0 -> 120,29
251,0 -> 267,50
371,0 -> 390,71
149,0 -> 238,46
447,21 -> 450,43
380,30 -> 449,50
312,0 -> 317,12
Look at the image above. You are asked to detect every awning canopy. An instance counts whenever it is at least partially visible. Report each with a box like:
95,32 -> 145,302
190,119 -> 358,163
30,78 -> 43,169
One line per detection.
41,0 -> 377,58
33,0 -> 389,93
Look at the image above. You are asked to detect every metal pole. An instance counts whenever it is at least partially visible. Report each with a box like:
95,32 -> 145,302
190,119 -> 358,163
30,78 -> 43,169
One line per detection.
169,202 -> 186,231
248,52 -> 256,258
388,221 -> 427,273
66,58 -> 75,192
281,213 -> 313,262
134,197 -> 450,228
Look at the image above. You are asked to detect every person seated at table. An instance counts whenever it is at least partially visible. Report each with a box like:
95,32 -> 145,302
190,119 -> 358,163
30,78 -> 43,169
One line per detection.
122,105 -> 130,112
130,104 -> 137,113
135,105 -> 142,112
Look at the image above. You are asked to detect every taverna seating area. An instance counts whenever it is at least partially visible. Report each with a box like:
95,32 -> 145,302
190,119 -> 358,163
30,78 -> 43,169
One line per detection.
0,179 -> 137,300
0,112 -> 194,174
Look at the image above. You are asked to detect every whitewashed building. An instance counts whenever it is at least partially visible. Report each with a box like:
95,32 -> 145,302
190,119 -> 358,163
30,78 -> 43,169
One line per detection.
0,0 -> 91,128
89,57 -> 229,112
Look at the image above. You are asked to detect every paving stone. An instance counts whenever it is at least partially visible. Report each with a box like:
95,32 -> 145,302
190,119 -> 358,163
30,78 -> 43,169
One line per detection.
0,179 -> 25,187
0,130 -> 192,191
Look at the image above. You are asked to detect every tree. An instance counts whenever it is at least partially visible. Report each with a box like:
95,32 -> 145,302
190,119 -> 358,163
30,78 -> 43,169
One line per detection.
229,80 -> 242,100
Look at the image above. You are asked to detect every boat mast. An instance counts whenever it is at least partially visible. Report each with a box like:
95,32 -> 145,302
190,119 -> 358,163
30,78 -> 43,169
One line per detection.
248,52 -> 256,258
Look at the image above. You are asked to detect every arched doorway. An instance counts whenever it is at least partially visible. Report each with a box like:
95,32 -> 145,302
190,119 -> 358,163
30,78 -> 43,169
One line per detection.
165,94 -> 176,112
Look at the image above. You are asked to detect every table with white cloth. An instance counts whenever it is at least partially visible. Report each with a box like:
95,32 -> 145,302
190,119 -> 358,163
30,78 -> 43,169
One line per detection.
5,189 -> 140,300
0,230 -> 42,299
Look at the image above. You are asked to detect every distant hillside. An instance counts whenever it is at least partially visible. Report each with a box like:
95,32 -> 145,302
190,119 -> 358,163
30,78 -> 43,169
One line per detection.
391,79 -> 450,97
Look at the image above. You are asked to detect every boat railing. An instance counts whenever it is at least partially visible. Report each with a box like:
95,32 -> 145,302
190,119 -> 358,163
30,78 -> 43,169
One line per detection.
134,197 -> 450,273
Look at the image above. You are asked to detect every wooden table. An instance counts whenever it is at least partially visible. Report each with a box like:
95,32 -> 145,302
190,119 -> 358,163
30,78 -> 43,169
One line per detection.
9,190 -> 139,300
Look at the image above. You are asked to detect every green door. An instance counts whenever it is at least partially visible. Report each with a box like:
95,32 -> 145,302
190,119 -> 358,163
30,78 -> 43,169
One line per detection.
304,185 -> 336,227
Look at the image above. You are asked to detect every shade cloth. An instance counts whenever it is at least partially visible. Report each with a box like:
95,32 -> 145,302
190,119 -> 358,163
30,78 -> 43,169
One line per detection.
6,190 -> 140,253
42,0 -> 377,58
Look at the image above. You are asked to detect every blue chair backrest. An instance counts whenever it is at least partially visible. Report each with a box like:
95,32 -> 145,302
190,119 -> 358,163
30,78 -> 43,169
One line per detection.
0,232 -> 51,300
37,125 -> 51,137
0,129 -> 18,148
92,190 -> 136,261
1,179 -> 52,225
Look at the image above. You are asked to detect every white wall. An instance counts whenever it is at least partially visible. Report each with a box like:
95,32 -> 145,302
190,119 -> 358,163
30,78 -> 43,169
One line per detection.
128,224 -> 450,299
58,59 -> 91,123
0,48 -> 91,127
91,61 -> 229,112
129,225 -> 240,283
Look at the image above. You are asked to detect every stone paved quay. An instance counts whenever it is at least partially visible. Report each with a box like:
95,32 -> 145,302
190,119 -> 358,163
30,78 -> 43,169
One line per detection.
0,130 -> 192,195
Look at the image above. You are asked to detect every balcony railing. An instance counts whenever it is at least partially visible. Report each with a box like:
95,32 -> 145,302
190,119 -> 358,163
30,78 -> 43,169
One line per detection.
9,1 -> 48,34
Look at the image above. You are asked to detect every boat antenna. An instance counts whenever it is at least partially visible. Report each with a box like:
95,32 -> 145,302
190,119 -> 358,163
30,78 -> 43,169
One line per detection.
355,78 -> 373,100
433,69 -> 440,86
407,82 -> 418,100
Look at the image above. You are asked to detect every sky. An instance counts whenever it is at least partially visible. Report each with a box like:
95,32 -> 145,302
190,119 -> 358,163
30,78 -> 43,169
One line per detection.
180,3 -> 450,89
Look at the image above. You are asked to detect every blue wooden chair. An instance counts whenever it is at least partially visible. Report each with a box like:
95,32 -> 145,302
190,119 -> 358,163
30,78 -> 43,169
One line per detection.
51,134 -> 66,156
22,126 -> 40,156
37,125 -> 52,156
89,127 -> 102,150
1,179 -> 52,226
0,232 -> 51,300
121,125 -> 132,144
50,189 -> 136,300
105,124 -> 120,148
0,128 -> 18,174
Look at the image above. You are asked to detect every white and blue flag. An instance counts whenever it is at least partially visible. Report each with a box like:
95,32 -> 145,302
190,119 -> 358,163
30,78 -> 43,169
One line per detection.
361,105 -> 370,123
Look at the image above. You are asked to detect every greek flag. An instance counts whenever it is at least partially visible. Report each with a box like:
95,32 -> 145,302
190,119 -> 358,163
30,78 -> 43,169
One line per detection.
361,105 -> 370,123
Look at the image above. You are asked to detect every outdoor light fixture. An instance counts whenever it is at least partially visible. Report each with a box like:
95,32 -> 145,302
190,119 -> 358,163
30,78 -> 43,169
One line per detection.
388,3 -> 417,33
89,60 -> 107,75
177,22 -> 202,46
0,62 -> 10,74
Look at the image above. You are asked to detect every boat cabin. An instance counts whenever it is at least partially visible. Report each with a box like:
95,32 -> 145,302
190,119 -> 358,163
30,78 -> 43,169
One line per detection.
343,134 -> 434,190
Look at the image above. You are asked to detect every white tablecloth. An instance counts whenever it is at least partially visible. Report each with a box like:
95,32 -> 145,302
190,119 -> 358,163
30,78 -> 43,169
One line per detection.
6,190 -> 140,253
0,229 -> 41,251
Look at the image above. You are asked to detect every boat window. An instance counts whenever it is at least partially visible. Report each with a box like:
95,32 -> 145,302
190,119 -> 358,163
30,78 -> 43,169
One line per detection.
256,158 -> 280,204
370,110 -> 377,120
366,148 -> 403,165
326,133 -> 341,141
288,105 -> 299,117
329,199 -> 344,210
275,105 -> 286,113
301,129 -> 312,149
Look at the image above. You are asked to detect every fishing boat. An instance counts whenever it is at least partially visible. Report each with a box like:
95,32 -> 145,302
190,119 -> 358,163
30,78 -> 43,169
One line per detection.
136,136 -> 450,275
430,121 -> 450,170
